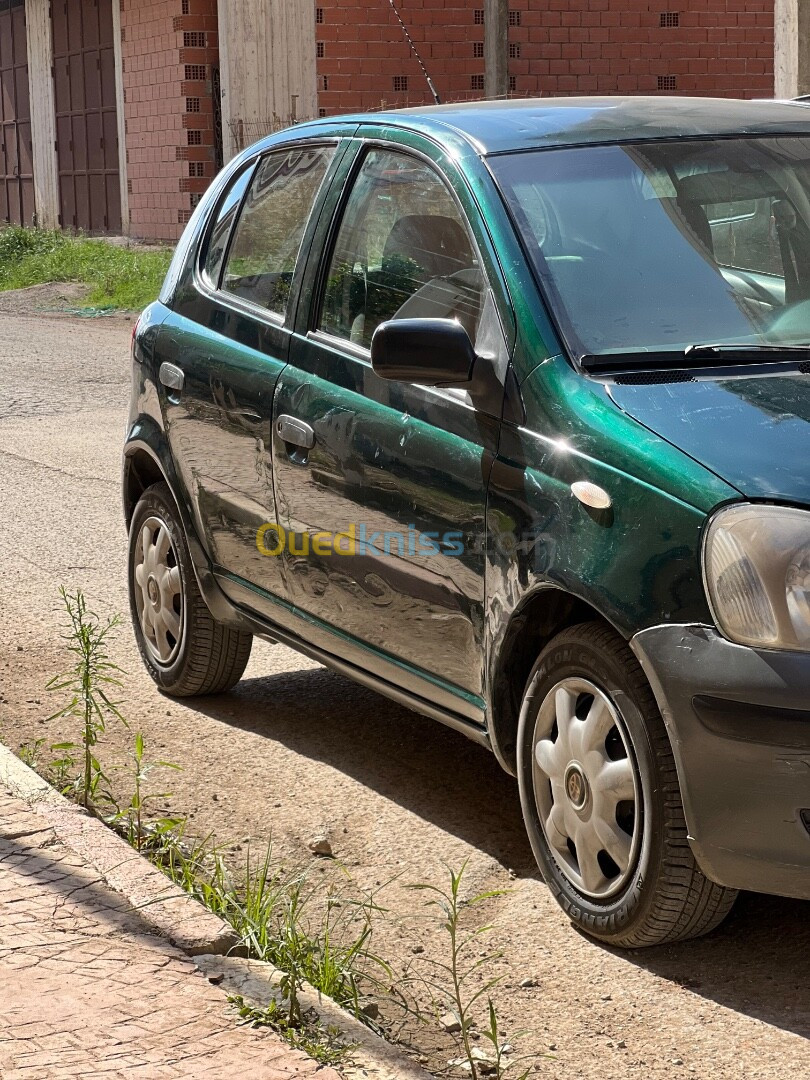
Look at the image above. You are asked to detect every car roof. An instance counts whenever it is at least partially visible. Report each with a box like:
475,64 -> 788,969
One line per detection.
286,96 -> 810,156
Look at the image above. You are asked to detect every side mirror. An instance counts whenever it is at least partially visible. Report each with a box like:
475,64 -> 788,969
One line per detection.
370,318 -> 476,386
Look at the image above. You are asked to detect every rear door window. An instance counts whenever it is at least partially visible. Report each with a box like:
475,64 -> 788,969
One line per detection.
221,145 -> 334,317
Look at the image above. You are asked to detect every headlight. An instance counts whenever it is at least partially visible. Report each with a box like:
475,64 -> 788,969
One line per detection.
703,504 -> 810,651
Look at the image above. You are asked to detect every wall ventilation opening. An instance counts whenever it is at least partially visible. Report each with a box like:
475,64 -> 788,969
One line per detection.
316,41 -> 325,58
393,75 -> 408,92
188,130 -> 202,145
509,42 -> 520,58
183,31 -> 206,47
474,9 -> 484,25
185,97 -> 201,112
473,41 -> 484,58
660,12 -> 680,27
471,74 -> 484,91
658,74 -> 677,90
508,10 -> 521,26
316,7 -> 323,24
184,64 -> 207,81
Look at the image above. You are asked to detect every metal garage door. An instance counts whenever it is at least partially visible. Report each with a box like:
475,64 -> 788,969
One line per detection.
52,0 -> 121,232
0,0 -> 35,227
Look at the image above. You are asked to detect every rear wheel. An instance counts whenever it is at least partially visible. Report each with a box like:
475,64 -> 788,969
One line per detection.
517,620 -> 737,947
128,482 -> 252,696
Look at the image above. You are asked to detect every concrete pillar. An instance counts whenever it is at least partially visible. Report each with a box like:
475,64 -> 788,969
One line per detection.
25,0 -> 59,228
484,0 -> 508,100
111,0 -> 130,234
775,0 -> 810,98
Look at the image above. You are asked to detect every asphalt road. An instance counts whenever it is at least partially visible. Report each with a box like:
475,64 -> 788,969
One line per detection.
0,306 -> 808,1079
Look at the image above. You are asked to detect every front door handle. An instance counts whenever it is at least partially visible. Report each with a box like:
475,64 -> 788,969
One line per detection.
276,414 -> 315,450
159,362 -> 185,392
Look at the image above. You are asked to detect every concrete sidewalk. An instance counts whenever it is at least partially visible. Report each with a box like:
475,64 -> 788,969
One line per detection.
0,788 -> 341,1080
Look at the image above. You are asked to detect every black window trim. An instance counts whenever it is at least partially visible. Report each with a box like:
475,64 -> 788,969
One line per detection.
193,137 -> 341,331
306,138 -> 497,359
196,155 -> 259,293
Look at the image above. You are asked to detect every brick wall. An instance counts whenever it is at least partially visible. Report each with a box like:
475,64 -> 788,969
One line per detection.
120,0 -> 219,241
315,0 -> 774,114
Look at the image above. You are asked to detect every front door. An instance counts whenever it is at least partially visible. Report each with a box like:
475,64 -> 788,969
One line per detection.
272,146 -> 508,714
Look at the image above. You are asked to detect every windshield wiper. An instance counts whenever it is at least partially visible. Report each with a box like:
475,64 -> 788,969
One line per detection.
684,342 -> 810,357
580,343 -> 810,375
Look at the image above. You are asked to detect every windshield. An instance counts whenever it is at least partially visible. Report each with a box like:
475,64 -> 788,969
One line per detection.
491,137 -> 810,360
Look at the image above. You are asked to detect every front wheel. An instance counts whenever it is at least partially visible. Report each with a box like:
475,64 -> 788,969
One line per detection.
517,621 -> 737,947
128,482 -> 253,697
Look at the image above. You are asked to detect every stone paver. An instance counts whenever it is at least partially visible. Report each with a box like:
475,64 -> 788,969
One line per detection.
0,789 -> 341,1079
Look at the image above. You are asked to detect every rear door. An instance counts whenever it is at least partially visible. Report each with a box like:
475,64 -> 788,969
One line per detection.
158,141 -> 340,599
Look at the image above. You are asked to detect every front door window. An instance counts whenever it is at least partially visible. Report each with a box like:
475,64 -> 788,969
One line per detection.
320,148 -> 484,349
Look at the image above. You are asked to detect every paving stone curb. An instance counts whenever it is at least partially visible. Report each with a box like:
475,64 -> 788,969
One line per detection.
194,954 -> 434,1080
0,741 -> 436,1078
0,741 -> 238,956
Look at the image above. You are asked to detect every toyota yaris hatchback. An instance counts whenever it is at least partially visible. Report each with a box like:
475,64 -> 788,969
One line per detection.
124,98 -> 810,947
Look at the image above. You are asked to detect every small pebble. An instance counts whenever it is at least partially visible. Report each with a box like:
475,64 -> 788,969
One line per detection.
520,977 -> 537,988
440,1011 -> 461,1033
308,835 -> 333,857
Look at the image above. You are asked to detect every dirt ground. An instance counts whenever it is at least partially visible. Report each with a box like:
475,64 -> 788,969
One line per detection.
0,304 -> 807,1079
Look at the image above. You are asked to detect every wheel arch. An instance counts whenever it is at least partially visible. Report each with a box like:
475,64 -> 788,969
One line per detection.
488,586 -> 621,775
123,444 -> 167,527
122,435 -> 245,629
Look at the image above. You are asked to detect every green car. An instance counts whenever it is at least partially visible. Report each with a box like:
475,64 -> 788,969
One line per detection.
124,97 -> 810,947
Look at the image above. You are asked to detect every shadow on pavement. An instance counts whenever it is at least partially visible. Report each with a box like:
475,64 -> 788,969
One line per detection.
186,663 -> 810,1043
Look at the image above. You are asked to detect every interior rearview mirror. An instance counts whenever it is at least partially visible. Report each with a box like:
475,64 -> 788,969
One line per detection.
370,318 -> 476,386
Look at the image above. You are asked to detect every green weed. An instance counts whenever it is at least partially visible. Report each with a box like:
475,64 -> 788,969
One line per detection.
409,862 -> 537,1079
230,995 -> 354,1068
113,732 -> 182,851
46,587 -> 127,810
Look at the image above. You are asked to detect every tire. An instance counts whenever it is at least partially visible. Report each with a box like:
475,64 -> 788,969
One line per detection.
517,620 -> 737,947
127,482 -> 252,697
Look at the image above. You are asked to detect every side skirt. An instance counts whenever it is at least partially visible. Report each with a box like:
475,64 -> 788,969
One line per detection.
201,570 -> 491,750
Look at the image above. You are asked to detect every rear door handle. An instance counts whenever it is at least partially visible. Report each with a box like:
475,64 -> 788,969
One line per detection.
159,362 -> 185,392
276,414 -> 315,449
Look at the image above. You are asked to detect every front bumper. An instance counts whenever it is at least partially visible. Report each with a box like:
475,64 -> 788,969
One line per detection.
631,624 -> 810,899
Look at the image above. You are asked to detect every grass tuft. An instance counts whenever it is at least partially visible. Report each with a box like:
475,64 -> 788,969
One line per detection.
230,995 -> 355,1068
0,225 -> 171,310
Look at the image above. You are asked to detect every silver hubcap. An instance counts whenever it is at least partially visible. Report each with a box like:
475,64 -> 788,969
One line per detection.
133,515 -> 183,665
532,678 -> 641,900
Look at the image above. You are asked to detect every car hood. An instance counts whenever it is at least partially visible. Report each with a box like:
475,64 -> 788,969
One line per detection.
608,373 -> 810,504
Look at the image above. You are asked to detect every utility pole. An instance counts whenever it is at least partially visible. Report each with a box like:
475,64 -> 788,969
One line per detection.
484,0 -> 508,99
774,0 -> 810,97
